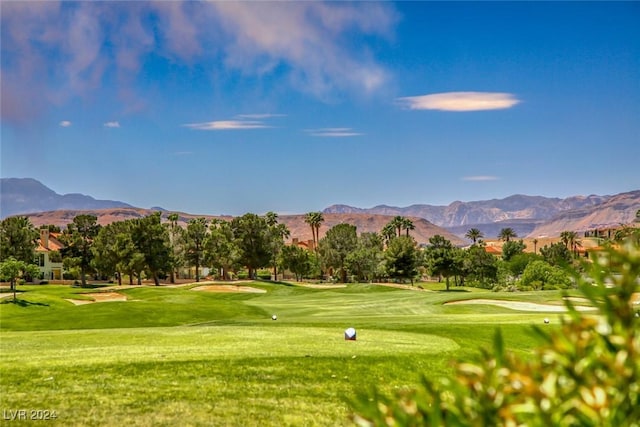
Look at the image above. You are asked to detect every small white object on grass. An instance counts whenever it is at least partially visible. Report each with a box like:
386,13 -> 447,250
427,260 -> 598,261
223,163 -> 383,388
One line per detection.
272,314 -> 277,320
544,318 -> 550,324
344,327 -> 356,340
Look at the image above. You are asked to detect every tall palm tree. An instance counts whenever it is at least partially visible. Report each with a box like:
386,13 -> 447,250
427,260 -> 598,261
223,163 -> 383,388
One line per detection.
498,227 -> 517,242
465,228 -> 484,244
304,212 -> 324,252
532,238 -> 539,254
401,217 -> 415,236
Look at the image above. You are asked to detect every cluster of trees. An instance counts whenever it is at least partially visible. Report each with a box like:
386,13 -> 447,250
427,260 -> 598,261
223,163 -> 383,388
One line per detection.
2,212 -> 640,291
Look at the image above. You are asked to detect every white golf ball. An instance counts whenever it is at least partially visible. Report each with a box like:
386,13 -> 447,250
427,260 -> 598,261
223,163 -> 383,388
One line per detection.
272,315 -> 277,320
544,318 -> 550,324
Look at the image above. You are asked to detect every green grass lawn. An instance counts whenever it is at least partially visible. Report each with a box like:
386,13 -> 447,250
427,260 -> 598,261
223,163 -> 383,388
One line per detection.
0,282 -> 574,426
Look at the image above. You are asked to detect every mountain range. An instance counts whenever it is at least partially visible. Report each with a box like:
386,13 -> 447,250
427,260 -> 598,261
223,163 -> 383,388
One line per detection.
0,178 -> 133,218
1,178 -> 639,240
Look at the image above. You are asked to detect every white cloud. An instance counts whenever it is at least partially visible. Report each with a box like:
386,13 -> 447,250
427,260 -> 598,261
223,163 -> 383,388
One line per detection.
397,92 -> 520,112
306,127 -> 363,137
1,2 -> 398,124
104,121 -> 120,128
184,120 -> 269,131
59,120 -> 72,127
461,176 -> 500,182
236,113 -> 286,119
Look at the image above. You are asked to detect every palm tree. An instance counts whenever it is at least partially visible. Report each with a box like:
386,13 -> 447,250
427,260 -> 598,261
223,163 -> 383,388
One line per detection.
532,238 -> 539,254
465,228 -> 484,244
498,227 -> 517,242
388,216 -> 405,237
304,212 -> 324,252
401,217 -> 415,236
381,223 -> 396,246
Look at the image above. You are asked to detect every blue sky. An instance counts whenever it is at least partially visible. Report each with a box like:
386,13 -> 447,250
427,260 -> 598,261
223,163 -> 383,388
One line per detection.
2,1 -> 639,216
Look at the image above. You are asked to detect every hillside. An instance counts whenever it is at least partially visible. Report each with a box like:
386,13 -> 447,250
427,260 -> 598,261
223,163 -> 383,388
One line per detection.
528,190 -> 640,237
22,209 -> 464,246
324,194 -> 610,228
0,178 -> 133,218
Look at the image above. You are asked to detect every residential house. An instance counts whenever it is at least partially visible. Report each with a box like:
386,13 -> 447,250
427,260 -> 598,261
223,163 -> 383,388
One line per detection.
35,229 -> 64,280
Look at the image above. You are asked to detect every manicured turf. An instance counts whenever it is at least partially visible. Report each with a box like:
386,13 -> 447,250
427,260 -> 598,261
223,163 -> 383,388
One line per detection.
0,282 -> 575,425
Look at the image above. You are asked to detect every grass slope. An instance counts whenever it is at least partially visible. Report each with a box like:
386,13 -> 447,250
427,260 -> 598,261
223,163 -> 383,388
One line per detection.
0,282 -> 570,425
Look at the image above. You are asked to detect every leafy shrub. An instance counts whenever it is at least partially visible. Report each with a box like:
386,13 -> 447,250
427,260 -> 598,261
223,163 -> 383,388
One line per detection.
351,240 -> 640,426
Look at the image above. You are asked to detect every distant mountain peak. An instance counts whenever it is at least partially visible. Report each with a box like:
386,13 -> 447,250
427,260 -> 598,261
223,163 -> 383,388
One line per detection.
0,177 -> 134,219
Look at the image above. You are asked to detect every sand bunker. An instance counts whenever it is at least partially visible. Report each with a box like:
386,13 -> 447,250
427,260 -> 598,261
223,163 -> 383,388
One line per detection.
191,285 -> 266,293
445,299 -> 596,312
295,283 -> 347,289
66,292 -> 127,305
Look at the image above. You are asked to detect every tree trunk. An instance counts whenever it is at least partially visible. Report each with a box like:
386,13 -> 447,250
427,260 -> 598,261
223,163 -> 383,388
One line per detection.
12,279 -> 16,302
153,272 -> 160,286
170,270 -> 175,284
273,264 -> 278,281
80,268 -> 87,287
446,276 -> 450,291
195,260 -> 200,282
117,272 -> 122,286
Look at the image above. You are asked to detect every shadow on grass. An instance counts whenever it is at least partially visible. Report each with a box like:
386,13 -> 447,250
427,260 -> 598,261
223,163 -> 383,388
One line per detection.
71,283 -> 112,289
437,289 -> 471,293
1,299 -> 49,307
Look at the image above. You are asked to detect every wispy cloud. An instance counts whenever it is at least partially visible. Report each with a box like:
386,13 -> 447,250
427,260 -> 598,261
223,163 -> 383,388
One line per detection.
306,127 -> 363,137
461,175 -> 500,182
104,121 -> 120,128
184,120 -> 270,131
1,2 -> 398,124
397,92 -> 520,112
173,151 -> 193,156
59,120 -> 72,127
236,113 -> 286,120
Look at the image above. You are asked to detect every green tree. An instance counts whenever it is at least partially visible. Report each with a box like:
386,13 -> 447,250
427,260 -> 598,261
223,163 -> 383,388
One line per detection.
465,228 -> 484,244
183,218 -> 209,282
318,223 -> 358,283
59,214 -> 100,286
279,244 -> 316,281
424,235 -> 456,291
384,235 -> 419,284
166,213 -> 184,284
463,243 -> 498,288
231,213 -> 272,279
0,257 -> 40,302
265,212 -> 290,281
346,232 -> 384,282
540,242 -> 572,267
501,239 -> 526,262
91,220 -> 137,286
401,217 -> 415,237
131,213 -> 171,286
205,219 -> 240,280
0,216 -> 38,263
519,259 -> 572,290
498,227 -> 517,242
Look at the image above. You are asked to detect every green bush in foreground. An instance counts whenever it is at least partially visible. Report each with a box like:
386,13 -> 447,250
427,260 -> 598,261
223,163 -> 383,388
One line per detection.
351,240 -> 640,426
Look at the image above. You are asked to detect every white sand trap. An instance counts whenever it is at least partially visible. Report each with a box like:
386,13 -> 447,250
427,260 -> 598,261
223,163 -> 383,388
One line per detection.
445,299 -> 596,312
66,292 -> 127,305
191,285 -> 266,293
296,283 -> 347,289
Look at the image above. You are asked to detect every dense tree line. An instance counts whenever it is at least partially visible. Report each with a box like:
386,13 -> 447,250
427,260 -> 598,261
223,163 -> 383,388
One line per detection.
2,213 -> 639,290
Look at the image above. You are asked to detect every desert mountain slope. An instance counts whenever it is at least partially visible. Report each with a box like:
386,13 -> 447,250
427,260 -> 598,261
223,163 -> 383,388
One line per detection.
325,194 -> 610,228
528,190 -> 640,237
22,209 -> 464,246
0,178 -> 133,218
